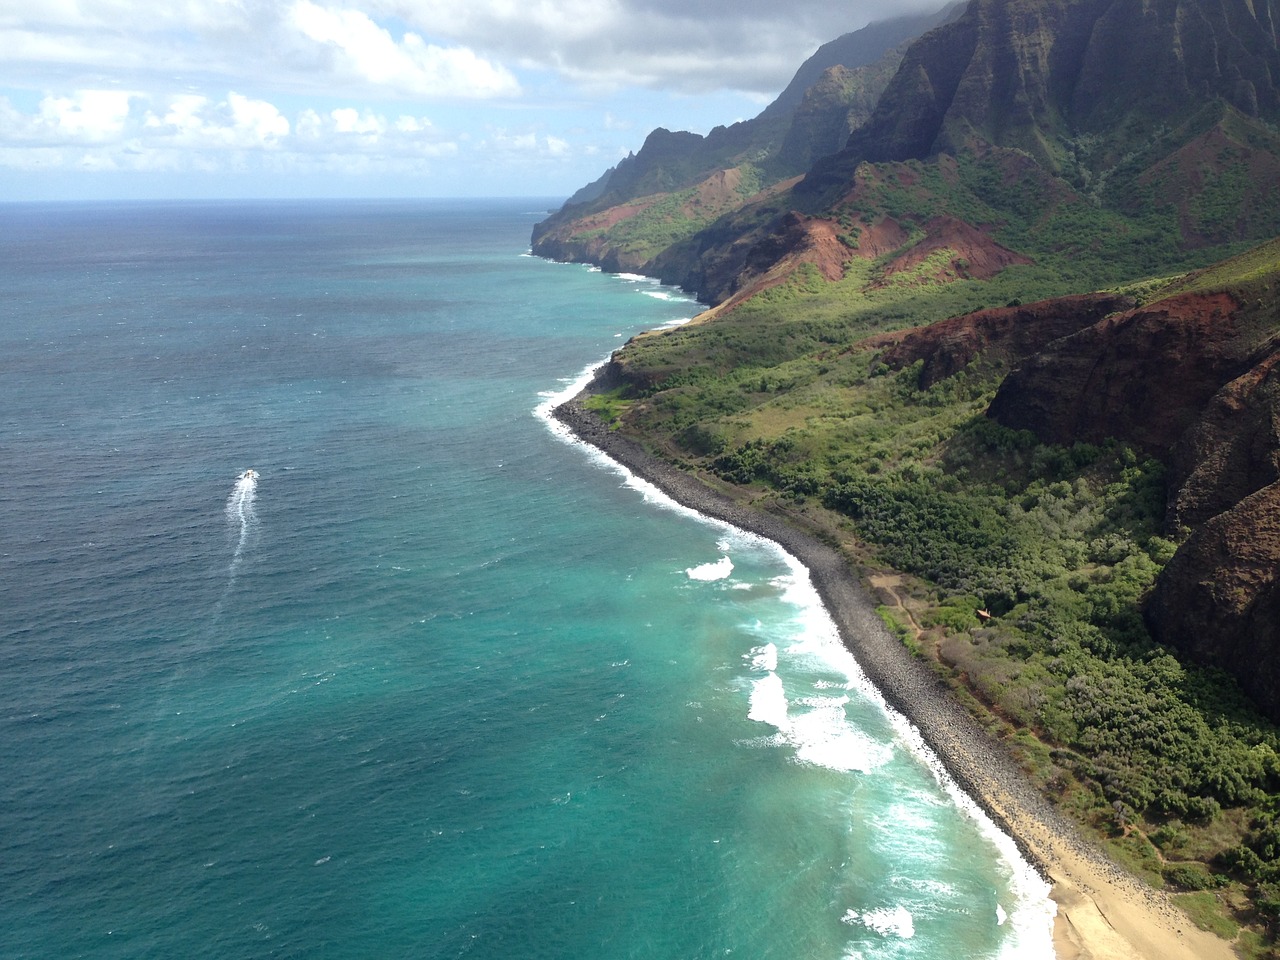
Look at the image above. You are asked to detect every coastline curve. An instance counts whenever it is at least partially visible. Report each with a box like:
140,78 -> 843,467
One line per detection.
549,370 -> 1237,960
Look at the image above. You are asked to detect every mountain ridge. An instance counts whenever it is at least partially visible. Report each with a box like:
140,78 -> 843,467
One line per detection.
531,3 -> 965,272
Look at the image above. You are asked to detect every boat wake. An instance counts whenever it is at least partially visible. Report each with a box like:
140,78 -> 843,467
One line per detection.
225,468 -> 258,577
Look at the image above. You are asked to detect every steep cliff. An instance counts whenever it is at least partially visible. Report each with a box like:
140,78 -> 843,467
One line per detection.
986,291 -> 1255,455
805,0 -> 1280,189
1145,483 -> 1280,718
1146,345 -> 1280,719
1168,352 -> 1280,528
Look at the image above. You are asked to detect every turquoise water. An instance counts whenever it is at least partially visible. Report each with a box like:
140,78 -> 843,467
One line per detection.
0,200 -> 1053,959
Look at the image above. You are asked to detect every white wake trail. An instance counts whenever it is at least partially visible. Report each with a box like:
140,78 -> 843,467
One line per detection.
225,469 -> 258,575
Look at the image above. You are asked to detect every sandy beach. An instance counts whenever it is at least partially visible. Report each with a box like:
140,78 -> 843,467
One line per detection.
555,391 -> 1238,960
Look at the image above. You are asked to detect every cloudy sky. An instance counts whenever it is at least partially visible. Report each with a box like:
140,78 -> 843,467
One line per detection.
1,0 -> 936,200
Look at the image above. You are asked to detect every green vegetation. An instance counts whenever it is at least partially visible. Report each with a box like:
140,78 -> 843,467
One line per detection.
596,226 -> 1280,949
564,164 -> 775,267
571,191 -> 714,265
1177,891 -> 1243,940
582,388 -> 631,427
540,0 -> 1280,941
1168,236 -> 1280,299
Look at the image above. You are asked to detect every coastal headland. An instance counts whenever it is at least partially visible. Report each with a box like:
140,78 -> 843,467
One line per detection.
555,386 -> 1237,960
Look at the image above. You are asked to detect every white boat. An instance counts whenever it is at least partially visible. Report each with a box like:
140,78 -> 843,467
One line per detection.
241,468 -> 258,481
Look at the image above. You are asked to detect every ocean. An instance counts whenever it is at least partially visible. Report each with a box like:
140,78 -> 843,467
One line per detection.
0,199 -> 1053,959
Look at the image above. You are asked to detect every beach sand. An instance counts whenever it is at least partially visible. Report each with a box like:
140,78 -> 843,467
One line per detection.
555,393 -> 1238,960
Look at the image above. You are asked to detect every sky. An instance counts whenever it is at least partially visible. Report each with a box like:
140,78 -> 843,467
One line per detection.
0,0 -> 938,200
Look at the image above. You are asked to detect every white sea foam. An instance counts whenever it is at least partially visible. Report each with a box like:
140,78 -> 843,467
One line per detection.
213,469 -> 260,617
876,715 -> 1056,960
747,672 -> 789,727
533,360 -> 608,446
788,700 -> 894,773
734,536 -> 1055,955
793,693 -> 848,708
893,876 -> 956,899
841,905 -> 915,938
742,658 -> 892,773
615,272 -> 655,283
747,642 -> 777,672
685,555 -> 733,581
536,361 -> 767,545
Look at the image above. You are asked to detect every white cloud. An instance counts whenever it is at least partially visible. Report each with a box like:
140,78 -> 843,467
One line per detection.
289,0 -> 520,99
0,0 -> 948,196
38,90 -> 135,142
486,129 -> 576,158
1,0 -> 941,103
228,93 -> 292,145
0,0 -> 247,34
143,93 -> 290,149
375,0 -> 934,95
0,90 -> 457,178
294,105 -> 456,155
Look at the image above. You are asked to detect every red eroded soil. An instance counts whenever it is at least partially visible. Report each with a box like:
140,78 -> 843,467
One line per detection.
1137,125 -> 1280,246
685,168 -> 743,213
570,198 -> 661,234
851,217 -> 911,259
800,218 -> 857,281
877,216 -> 1033,285
863,292 -> 1133,387
988,291 -> 1247,454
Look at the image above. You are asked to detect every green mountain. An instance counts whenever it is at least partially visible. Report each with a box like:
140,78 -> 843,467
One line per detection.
627,0 -> 1280,308
530,3 -> 964,272
539,0 -> 1280,947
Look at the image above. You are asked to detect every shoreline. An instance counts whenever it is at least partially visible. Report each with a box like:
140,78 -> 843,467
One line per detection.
553,388 -> 1238,960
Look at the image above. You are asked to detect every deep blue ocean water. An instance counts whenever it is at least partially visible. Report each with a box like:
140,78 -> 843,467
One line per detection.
0,200 -> 1054,959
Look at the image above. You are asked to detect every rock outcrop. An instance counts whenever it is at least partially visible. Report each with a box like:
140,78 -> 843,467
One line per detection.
1144,341 -> 1280,719
1146,481 -> 1280,717
1167,351 -> 1280,528
869,292 -> 1133,388
804,0 -> 1280,191
987,292 -> 1251,456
